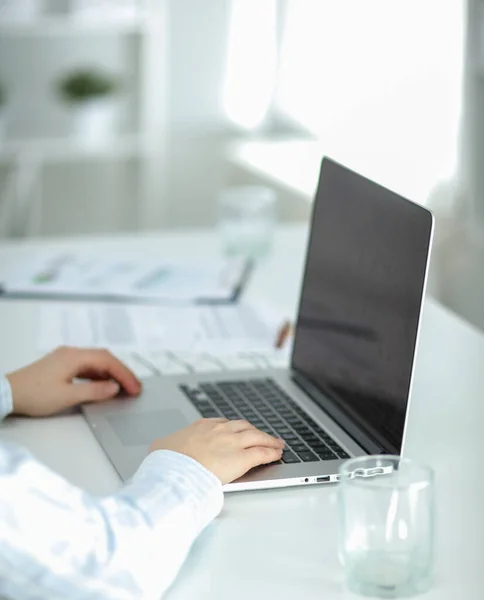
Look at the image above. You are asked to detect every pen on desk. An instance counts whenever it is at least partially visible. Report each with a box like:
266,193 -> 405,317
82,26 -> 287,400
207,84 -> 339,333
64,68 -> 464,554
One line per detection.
274,320 -> 293,349
231,260 -> 254,303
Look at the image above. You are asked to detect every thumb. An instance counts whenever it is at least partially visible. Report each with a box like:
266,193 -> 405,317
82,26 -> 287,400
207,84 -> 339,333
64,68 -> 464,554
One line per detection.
70,380 -> 120,404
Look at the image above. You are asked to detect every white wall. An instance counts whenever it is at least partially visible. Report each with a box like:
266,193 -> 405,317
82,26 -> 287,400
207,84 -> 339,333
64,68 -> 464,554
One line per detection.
164,0 -> 231,226
428,0 -> 484,334
461,0 -> 484,225
2,0 -> 233,234
0,0 -> 308,236
164,0 -> 308,227
166,0 -> 256,227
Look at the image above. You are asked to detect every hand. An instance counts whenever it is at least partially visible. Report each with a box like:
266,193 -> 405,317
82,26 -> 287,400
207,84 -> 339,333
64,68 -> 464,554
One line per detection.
149,418 -> 285,485
6,346 -> 142,417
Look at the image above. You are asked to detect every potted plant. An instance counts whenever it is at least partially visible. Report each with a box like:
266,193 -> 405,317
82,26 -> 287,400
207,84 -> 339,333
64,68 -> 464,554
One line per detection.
57,68 -> 122,147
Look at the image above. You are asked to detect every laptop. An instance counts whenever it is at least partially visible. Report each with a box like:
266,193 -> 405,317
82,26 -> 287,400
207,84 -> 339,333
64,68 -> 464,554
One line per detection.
83,157 -> 434,491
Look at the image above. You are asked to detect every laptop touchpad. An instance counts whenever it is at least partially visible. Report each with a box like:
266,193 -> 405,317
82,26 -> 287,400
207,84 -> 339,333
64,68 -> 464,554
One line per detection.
107,410 -> 189,446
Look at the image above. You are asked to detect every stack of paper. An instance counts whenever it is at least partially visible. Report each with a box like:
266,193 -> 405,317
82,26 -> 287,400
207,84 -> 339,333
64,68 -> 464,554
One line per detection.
38,302 -> 287,354
0,253 -> 250,304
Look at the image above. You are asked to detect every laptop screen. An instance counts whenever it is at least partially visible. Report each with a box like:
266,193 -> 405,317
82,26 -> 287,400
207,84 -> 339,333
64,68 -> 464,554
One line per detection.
291,158 -> 433,453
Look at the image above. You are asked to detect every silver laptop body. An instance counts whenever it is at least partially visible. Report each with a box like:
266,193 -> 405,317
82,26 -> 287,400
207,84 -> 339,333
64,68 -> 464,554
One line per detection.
83,158 -> 434,492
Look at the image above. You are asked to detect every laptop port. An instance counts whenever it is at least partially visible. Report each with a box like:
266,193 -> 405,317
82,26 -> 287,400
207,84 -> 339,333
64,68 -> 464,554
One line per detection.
316,476 -> 331,483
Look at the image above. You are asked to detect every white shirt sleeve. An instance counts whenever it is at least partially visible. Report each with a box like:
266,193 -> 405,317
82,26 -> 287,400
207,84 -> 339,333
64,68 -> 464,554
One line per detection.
0,377 -> 224,599
0,374 -> 13,420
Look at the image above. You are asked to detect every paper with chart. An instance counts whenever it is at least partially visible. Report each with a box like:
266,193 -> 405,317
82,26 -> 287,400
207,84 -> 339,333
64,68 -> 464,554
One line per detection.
0,252 -> 250,303
38,302 -> 284,354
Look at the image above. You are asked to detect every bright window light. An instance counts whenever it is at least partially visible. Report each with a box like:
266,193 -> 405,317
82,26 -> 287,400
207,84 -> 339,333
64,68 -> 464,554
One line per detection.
223,0 -> 278,130
276,0 -> 464,196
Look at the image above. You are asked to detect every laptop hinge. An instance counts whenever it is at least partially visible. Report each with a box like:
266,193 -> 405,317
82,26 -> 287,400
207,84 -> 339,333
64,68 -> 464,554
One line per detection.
291,371 -> 398,455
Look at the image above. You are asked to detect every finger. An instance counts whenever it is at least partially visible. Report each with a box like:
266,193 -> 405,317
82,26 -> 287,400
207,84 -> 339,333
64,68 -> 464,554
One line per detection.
75,370 -> 109,381
67,380 -> 121,405
226,419 -> 255,433
238,429 -> 285,449
76,349 -> 141,396
243,446 -> 284,471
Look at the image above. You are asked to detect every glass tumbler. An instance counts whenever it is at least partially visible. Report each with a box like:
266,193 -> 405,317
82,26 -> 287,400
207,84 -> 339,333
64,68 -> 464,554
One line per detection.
338,456 -> 435,598
217,185 -> 277,259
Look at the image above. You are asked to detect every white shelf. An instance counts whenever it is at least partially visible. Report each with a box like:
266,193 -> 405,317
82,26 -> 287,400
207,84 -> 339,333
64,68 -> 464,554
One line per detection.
0,1 -> 168,237
0,135 -> 145,162
0,13 -> 151,36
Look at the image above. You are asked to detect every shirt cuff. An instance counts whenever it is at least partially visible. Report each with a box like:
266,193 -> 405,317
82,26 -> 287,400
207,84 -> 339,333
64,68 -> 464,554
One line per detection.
128,450 -> 223,532
0,375 -> 13,421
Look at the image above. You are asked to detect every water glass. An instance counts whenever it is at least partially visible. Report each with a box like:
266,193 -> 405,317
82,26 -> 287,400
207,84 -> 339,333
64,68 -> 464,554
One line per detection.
338,456 -> 435,598
217,185 -> 277,259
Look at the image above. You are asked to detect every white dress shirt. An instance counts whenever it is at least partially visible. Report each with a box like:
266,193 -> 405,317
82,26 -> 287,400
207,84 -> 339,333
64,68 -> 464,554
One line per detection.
0,374 -> 223,600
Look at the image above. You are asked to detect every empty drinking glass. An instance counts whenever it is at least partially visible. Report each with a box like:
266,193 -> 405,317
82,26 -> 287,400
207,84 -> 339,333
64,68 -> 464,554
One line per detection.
338,456 -> 435,598
217,185 -> 277,259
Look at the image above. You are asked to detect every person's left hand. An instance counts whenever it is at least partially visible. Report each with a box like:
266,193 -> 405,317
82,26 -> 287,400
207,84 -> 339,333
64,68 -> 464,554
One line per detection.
6,346 -> 142,417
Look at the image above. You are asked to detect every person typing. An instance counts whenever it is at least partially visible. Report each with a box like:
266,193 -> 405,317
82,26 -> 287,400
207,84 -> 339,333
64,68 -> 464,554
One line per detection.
0,346 -> 284,600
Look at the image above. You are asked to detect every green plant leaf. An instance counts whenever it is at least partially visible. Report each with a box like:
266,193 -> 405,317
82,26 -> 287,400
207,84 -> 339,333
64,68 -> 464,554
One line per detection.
57,69 -> 120,103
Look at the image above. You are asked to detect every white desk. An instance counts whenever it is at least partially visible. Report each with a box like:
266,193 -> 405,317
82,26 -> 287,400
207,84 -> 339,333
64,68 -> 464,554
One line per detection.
0,225 -> 483,600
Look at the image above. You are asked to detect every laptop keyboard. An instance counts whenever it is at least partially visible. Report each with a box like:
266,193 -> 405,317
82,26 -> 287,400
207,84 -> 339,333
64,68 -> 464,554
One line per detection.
114,349 -> 289,378
180,378 -> 350,464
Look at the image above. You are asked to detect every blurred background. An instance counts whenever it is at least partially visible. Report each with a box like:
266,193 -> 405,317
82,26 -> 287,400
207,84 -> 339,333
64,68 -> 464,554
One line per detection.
1,0 -> 484,332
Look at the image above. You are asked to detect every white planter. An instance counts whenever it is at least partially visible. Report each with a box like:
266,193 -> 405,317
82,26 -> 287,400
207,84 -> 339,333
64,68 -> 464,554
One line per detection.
0,0 -> 43,21
69,0 -> 137,19
71,99 -> 120,148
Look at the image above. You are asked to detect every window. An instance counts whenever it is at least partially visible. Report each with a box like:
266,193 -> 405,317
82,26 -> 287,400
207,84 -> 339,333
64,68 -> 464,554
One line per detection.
225,0 -> 464,199
223,0 -> 278,130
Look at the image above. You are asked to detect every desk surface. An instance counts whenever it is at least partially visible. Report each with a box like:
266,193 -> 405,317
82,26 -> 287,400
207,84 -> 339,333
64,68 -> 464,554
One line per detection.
0,225 -> 483,600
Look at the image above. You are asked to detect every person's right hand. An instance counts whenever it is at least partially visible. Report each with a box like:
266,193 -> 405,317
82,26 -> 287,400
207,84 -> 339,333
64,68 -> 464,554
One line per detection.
149,418 -> 285,485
